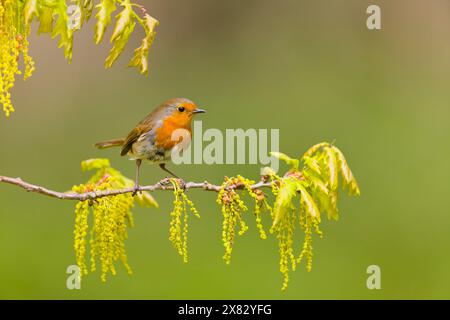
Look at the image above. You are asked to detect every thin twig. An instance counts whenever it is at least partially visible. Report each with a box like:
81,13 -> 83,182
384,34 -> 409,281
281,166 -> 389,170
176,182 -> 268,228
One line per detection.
0,175 -> 272,202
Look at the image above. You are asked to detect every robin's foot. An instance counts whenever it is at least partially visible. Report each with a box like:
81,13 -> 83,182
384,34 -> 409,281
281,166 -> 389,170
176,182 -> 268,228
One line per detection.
160,177 -> 186,191
160,177 -> 171,186
175,178 -> 186,191
132,185 -> 141,196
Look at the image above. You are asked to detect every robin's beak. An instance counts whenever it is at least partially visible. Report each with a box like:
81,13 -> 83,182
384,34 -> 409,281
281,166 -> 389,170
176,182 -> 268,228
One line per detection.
192,108 -> 206,114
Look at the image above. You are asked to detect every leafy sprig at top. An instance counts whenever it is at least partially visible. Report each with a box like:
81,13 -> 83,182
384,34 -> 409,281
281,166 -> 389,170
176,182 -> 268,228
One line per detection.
0,0 -> 159,117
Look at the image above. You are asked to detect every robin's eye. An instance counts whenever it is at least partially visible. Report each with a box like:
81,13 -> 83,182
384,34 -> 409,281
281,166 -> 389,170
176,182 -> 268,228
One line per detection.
178,106 -> 185,112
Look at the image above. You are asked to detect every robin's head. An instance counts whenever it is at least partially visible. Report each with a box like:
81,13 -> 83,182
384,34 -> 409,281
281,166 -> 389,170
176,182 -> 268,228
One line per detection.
159,98 -> 206,128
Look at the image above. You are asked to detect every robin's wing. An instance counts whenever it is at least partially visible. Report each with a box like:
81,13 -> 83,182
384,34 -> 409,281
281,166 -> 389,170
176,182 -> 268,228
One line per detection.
121,102 -> 171,156
120,123 -> 152,156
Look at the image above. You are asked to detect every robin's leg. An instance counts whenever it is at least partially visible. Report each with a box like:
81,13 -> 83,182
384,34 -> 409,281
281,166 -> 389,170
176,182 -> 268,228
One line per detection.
132,159 -> 142,196
159,163 -> 185,189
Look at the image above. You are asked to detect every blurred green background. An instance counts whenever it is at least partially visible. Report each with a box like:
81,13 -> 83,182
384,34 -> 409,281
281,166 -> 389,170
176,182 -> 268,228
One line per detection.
1,0 -> 449,299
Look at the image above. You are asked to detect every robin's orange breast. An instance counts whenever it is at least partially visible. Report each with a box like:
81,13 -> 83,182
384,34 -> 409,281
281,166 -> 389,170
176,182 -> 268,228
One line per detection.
154,114 -> 192,151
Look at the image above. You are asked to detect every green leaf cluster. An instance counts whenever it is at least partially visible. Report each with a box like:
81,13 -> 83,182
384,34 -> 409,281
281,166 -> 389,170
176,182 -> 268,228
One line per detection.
268,142 -> 360,289
24,0 -> 159,69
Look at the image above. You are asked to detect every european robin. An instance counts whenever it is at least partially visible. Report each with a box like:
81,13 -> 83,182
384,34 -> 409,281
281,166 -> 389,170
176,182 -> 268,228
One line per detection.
95,98 -> 206,192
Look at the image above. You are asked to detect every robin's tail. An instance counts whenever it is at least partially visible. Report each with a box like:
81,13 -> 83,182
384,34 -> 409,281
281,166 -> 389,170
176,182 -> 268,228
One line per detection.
94,138 -> 125,149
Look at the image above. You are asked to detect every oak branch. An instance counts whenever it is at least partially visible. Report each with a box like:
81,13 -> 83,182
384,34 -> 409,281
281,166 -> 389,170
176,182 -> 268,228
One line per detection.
0,175 -> 272,202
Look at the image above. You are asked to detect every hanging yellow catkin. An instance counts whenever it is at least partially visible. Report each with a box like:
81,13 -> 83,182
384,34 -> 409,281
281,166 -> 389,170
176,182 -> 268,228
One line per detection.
72,159 -> 144,282
0,0 -> 35,117
168,179 -> 200,263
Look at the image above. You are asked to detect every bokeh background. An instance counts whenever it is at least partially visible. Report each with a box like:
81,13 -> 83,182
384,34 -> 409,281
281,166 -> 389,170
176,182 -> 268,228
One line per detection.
1,0 -> 449,299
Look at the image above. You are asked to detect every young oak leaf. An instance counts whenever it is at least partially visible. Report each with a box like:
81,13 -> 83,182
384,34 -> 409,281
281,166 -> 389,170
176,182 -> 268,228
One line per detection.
94,0 -> 116,44
271,178 -> 298,227
297,183 -> 321,222
110,2 -> 133,42
23,0 -> 39,26
129,13 -> 159,75
325,147 -> 338,191
51,0 -> 74,62
80,0 -> 94,24
105,21 -> 135,68
332,146 -> 361,196
37,6 -> 53,34
105,2 -> 135,68
303,142 -> 329,158
134,191 -> 159,208
261,166 -> 276,176
81,158 -> 111,171
270,152 -> 299,171
304,171 -> 329,196
303,156 -> 322,176
70,0 -> 93,30
318,191 -> 339,220
302,170 -> 338,220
